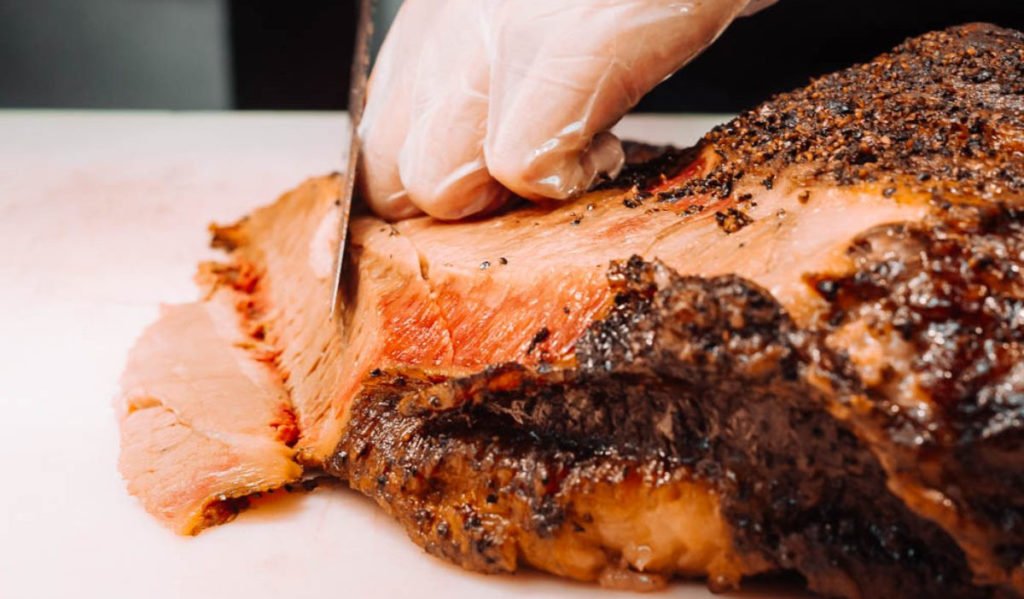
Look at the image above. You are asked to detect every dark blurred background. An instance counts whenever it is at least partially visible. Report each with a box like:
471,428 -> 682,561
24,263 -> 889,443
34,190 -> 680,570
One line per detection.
1,0 -> 1023,112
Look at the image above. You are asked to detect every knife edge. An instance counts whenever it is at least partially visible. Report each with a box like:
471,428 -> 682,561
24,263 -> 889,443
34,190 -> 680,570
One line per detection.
330,0 -> 375,318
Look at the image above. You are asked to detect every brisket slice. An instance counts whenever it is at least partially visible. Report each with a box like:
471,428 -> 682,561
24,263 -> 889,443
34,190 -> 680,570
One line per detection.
116,294 -> 302,534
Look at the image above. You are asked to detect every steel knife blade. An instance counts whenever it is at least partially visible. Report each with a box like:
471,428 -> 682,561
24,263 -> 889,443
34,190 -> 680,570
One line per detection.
330,0 -> 375,317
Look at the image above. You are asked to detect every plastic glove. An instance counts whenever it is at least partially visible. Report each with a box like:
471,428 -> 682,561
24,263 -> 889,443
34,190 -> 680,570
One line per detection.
360,0 -> 776,220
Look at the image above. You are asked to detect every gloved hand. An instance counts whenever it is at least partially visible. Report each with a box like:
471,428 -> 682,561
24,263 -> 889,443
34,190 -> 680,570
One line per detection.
360,0 -> 776,220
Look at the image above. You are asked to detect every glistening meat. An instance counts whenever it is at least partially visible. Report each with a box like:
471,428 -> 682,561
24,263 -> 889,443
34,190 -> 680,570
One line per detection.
117,23 -> 1024,599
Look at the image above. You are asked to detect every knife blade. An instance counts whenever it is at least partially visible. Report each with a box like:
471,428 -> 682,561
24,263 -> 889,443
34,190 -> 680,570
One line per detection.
330,0 -> 375,317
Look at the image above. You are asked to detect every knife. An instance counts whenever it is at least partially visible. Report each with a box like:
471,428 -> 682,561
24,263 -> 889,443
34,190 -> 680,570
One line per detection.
330,0 -> 375,317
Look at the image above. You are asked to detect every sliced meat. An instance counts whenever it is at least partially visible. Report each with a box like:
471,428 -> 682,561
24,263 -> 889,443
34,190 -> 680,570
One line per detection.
209,176 -> 453,463
116,295 -> 301,534
213,126 -> 926,465
121,21 -> 1024,599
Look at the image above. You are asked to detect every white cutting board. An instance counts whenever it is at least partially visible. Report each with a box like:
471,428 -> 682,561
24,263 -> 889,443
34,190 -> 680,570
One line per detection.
0,111 -> 807,599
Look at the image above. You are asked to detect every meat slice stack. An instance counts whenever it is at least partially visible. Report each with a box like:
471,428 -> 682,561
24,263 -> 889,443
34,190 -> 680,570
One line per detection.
117,23 -> 1024,599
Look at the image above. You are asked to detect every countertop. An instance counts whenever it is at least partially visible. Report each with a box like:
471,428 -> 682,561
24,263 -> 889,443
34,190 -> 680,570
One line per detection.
0,111 -> 804,599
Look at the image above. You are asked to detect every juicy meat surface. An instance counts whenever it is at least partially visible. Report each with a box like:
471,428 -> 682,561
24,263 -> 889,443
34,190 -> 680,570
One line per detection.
214,108 -> 927,466
116,295 -> 301,534
119,22 -> 1024,598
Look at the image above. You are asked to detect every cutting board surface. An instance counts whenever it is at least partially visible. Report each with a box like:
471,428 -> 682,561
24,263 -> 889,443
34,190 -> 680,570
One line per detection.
0,111 -> 806,599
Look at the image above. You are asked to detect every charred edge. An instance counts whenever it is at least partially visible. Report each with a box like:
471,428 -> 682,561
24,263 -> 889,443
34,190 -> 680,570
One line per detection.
525,327 -> 550,355
585,260 -> 989,598
199,495 -> 250,532
209,220 -> 249,252
596,145 -> 699,193
807,206 -> 1024,578
715,208 -> 753,234
330,258 -> 990,598
330,377 -> 683,579
659,24 -> 1024,207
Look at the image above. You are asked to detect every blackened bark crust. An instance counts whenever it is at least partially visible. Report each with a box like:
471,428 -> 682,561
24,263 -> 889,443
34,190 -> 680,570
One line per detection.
329,259 -> 996,598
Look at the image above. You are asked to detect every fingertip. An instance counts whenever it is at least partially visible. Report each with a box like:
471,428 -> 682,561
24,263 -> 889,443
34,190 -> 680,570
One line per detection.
358,0 -> 440,222
582,131 -> 626,185
360,131 -> 414,220
365,187 -> 423,221
405,160 -> 510,221
488,130 -> 625,201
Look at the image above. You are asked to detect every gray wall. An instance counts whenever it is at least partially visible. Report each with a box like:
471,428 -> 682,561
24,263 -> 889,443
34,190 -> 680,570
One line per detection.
0,0 -> 231,109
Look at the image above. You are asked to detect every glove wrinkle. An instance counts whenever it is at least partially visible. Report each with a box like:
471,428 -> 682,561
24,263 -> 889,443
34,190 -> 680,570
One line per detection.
361,0 -> 772,220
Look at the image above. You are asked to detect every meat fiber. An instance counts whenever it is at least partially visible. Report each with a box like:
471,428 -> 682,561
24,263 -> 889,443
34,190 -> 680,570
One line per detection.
116,293 -> 301,534
119,23 -> 1024,599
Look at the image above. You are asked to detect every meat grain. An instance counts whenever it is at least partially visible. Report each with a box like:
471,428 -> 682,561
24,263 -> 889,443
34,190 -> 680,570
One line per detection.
116,294 -> 301,534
